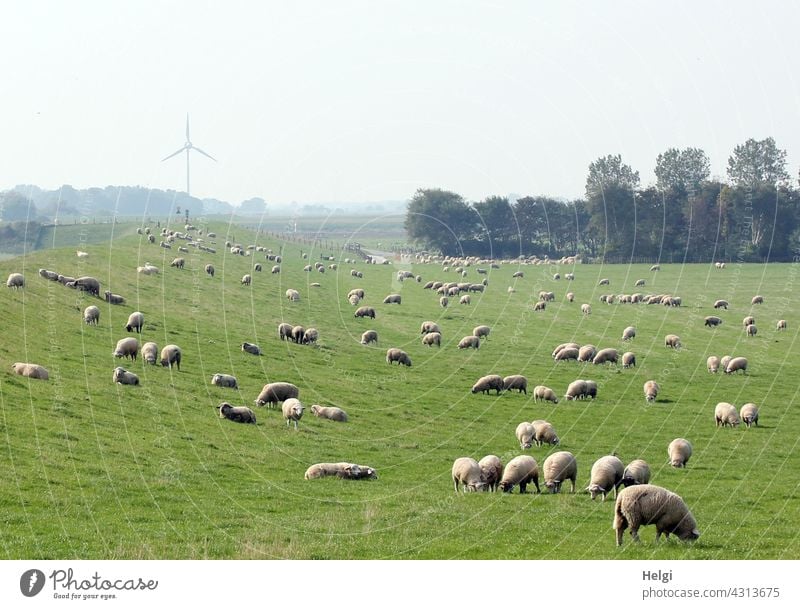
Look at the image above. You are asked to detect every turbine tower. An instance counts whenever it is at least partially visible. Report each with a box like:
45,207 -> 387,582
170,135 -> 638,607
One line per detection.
161,114 -> 216,196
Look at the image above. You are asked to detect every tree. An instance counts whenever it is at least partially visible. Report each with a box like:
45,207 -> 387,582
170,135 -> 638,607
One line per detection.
0,192 -> 38,222
404,189 -> 477,255
584,155 -> 640,259
472,196 -> 517,256
585,154 -> 640,199
726,137 -> 789,187
655,147 -> 710,191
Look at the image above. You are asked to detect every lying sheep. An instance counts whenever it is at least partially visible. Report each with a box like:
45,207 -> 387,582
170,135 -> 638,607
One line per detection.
668,438 -> 692,468
113,337 -> 139,361
777,319 -> 787,330
211,373 -> 238,389
543,451 -> 577,493
354,306 -> 376,319
621,459 -> 651,487
205,264 -> 215,277
310,405 -> 348,422
361,330 -> 378,345
422,331 -> 441,347
241,342 -> 261,355
6,273 -> 24,289
255,382 -> 299,408
84,305 -> 100,325
725,356 -> 748,374
593,348 -> 618,365
498,455 -> 540,493
452,457 -> 488,492
704,316 -> 722,327
643,380 -> 659,403
531,419 -> 559,446
282,398 -> 304,429
137,265 -> 159,275
533,385 -> 558,404
302,328 -> 319,345
707,355 -> 720,373
39,268 -> 59,281
383,294 -> 401,304
141,341 -> 158,364
278,322 -> 293,341
622,352 -> 636,368
503,375 -> 527,394
516,422 -> 535,449
420,321 -> 440,335
714,402 -> 740,427
713,299 -> 729,309
664,334 -> 681,349
304,462 -> 377,480
578,344 -> 597,362
614,484 -> 700,546
113,367 -> 139,386
751,295 -> 764,305
650,264 -> 660,271
11,362 -> 49,380
587,455 -> 625,501
471,374 -> 504,395
160,344 -> 181,370
125,311 -> 144,333
104,291 -> 125,305
478,455 -> 503,492
473,325 -> 491,340
740,403 -> 759,427
386,348 -> 412,366
622,326 -> 636,341
77,250 -> 89,258
745,324 -> 757,337
458,335 -> 480,350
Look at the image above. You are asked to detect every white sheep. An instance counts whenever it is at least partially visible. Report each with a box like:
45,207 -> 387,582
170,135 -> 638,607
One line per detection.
498,455 -> 540,493
471,374 -> 504,395
745,324 -> 757,337
667,438 -> 692,468
777,319 -> 787,330
113,367 -> 139,386
740,403 -> 759,427
515,422 -> 535,450
503,375 -> 527,394
386,348 -> 412,366
643,380 -> 659,403
592,348 -> 618,365
310,405 -> 348,422
472,325 -> 491,340
125,311 -> 144,334
6,273 -> 24,289
543,451 -> 577,493
552,342 -> 580,358
420,321 -> 440,335
621,352 -> 636,368
581,303 -> 591,315
459,294 -> 471,305
440,296 -> 449,308
531,419 -> 559,446
751,295 -> 764,305
533,385 -> 558,404
360,330 -> 378,345
478,455 -> 503,492
160,344 -> 181,370
586,455 -> 624,501
707,355 -> 720,373
422,331 -> 441,347
621,459 -> 651,487
614,484 -> 700,546
141,342 -> 158,364
211,373 -> 238,389
664,334 -> 681,349
113,337 -> 140,361
555,347 -> 579,362
12,362 -> 49,380
285,288 -> 300,301
282,398 -> 304,429
714,402 -> 740,427
720,355 -> 732,372
725,356 -> 748,374
255,382 -> 299,408
577,344 -> 597,362
383,294 -> 402,304
713,299 -> 729,309
304,463 -> 377,480
84,305 -> 100,325
458,335 -> 480,350
622,326 -> 636,341
452,457 -> 488,492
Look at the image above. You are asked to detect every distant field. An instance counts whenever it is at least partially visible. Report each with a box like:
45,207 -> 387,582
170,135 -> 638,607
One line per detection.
0,223 -> 798,559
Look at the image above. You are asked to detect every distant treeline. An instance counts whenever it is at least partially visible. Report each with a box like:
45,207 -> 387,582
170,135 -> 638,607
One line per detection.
405,138 -> 800,262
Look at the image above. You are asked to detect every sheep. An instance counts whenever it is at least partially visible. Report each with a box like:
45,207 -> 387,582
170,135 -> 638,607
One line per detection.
707,355 -> 720,373
255,382 -> 299,408
271,265 -> 280,274
452,457 -> 488,492
57,275 -> 76,285
704,316 -> 722,327
622,326 -> 636,341
478,455 -> 503,492
650,264 -> 660,271
302,328 -> 319,345
713,299 -> 729,309
348,288 -> 365,300
458,335 -> 480,349
581,303 -> 591,315
577,344 -> 597,362
507,287 -> 515,294
211,373 -> 238,389
104,291 -> 125,305
282,398 -> 304,429
512,271 -> 524,278
241,274 -> 252,286
205,264 -> 215,277
740,403 -> 759,427
592,348 -> 618,365
516,422 -> 536,449
125,311 -> 144,333
583,380 -> 598,399
386,348 -> 412,367
498,455 -> 540,493
254,263 -> 262,272
725,356 -> 748,374
565,273 -> 575,281
348,294 -> 361,306
291,325 -> 306,344
72,276 -> 101,296
777,319 -> 787,330
354,306 -> 376,319
84,305 -> 100,325
278,322 -> 293,341
742,316 -> 755,327
422,331 -> 441,347
664,334 -> 681,349
241,342 -> 262,356
217,402 -> 257,424
360,330 -> 378,345
76,250 -> 89,258
621,459 -> 651,487
113,337 -> 139,361
543,451 -> 577,493
439,296 -> 449,308
383,294 -> 402,304
533,385 -> 558,404
467,326 -> 491,342
566,292 -> 575,302
471,374 -> 504,395
634,279 -> 645,287
622,352 -> 636,368
598,278 -> 610,286
147,234 -> 155,243
720,355 -> 733,372
668,438 -> 692,468
715,402 -> 740,427
503,375 -> 527,394
459,294 -> 471,305
643,380 -> 659,403
140,341 -> 158,364
565,379 -> 588,401
586,455 -> 625,501
160,344 -> 181,370
38,268 -> 59,281
310,405 -> 348,422
286,288 -> 300,301
552,342 -> 580,358
614,484 -> 700,546
170,257 -> 185,269
113,367 -> 139,386
555,347 -> 579,362
304,462 -> 377,480
533,301 -> 546,312
751,295 -> 764,305
745,324 -> 757,337
11,362 -> 49,380
531,419 -> 559,446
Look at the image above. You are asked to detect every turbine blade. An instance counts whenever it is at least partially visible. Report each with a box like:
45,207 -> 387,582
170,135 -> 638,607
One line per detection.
185,114 -> 190,141
161,147 -> 185,162
192,146 -> 217,162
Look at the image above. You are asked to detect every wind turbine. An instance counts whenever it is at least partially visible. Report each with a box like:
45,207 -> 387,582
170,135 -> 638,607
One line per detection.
161,114 -> 216,196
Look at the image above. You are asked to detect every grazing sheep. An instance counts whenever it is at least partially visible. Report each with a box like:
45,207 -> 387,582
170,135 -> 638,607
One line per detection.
471,374 -> 504,395
751,295 -> 764,305
531,419 -> 559,446
278,322 -> 293,341
621,459 -> 651,487
725,356 -> 748,374
516,422 -> 536,449
565,379 -> 588,400
592,348 -> 618,365
241,274 -> 252,286
503,375 -> 527,394
383,293 -> 402,304
160,344 -> 181,370
584,380 -> 598,399
310,405 -> 348,422
498,455 -> 540,493
578,344 -> 597,362
743,316 -> 755,327
566,292 -> 575,302
113,367 -> 139,386
713,299 -> 729,309
512,271 -> 524,278
72,276 -> 101,296
707,355 -> 720,373
11,362 -> 49,380
668,438 -> 692,468
57,275 -> 76,285
125,311 -> 144,333
291,325 -> 306,344
104,291 -> 125,305
170,257 -> 185,269
555,347 -> 579,362
147,234 -> 155,243
113,337 -> 139,361
38,268 -> 59,281
740,403 -> 759,427
622,326 -> 636,341
458,335 -> 481,350
211,373 -> 238,389
581,303 -> 591,315
420,321 -> 440,335
84,305 -> 100,325
543,451 -> 578,494
302,328 -> 319,345
348,294 -> 361,306
422,331 -> 441,347
452,457 -> 488,492
354,306 -> 376,319
271,264 -> 280,274
533,301 -> 546,312
533,385 -> 558,404
714,402 -> 740,427
643,380 -> 659,403
205,264 -> 214,277
565,273 -> 575,281
439,296 -> 449,308
598,278 -> 610,286
254,263 -> 262,272
650,264 -> 661,271
745,324 -> 757,337
478,455 -> 503,492
459,294 -> 471,305
587,455 -> 625,501
473,325 -> 491,340
255,382 -> 300,408
386,348 -> 412,367
360,330 -> 378,345
552,342 -> 580,358
614,484 -> 700,546
720,355 -> 733,372
304,462 -> 377,480
777,319 -> 787,330
622,352 -> 636,368
282,398 -> 304,429
634,279 -> 645,287
141,342 -> 158,364
664,334 -> 681,349
76,250 -> 89,258
704,316 -> 723,327
241,342 -> 262,355
286,288 -> 300,301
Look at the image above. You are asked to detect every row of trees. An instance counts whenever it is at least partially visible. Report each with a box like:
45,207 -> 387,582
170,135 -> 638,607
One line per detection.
405,137 -> 800,262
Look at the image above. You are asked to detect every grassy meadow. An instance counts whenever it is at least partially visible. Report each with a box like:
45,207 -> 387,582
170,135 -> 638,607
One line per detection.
1,221 -> 799,559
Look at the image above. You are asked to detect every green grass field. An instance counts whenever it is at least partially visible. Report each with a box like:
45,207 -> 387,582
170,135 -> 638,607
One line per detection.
1,222 -> 799,559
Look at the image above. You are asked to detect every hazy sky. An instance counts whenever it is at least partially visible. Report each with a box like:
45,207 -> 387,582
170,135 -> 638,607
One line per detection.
2,1 -> 799,205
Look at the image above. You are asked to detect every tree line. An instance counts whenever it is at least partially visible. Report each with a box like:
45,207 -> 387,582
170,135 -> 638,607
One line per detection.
404,137 -> 800,262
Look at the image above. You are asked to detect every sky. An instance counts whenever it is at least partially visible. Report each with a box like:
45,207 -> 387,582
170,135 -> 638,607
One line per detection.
2,1 -> 799,206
